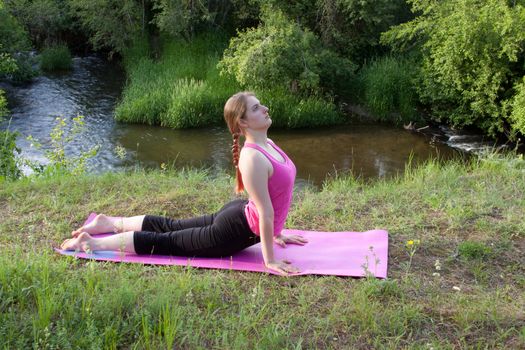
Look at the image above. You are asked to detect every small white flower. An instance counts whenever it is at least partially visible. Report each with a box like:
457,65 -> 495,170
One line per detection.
432,272 -> 440,277
434,259 -> 442,271
452,286 -> 461,291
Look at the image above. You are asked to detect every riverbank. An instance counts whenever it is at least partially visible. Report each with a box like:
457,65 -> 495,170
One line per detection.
114,33 -> 342,129
1,154 -> 524,348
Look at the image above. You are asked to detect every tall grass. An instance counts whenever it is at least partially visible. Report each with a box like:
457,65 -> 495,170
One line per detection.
115,33 -> 239,128
40,44 -> 72,72
256,87 -> 343,128
115,33 -> 342,129
358,56 -> 419,123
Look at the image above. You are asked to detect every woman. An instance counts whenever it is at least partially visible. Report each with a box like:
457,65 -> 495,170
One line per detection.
61,92 -> 307,275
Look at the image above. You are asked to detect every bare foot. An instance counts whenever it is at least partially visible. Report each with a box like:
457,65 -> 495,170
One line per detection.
71,214 -> 117,237
61,232 -> 94,252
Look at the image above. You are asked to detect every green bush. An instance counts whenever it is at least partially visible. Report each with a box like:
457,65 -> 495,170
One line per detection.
0,129 -> 21,181
0,6 -> 36,82
0,90 -> 21,181
509,77 -> 525,137
382,0 -> 525,137
40,45 -> 72,71
219,5 -> 355,95
458,241 -> 492,261
358,56 -> 419,123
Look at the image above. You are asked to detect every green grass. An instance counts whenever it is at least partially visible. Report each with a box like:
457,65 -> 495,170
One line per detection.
115,33 -> 239,128
115,33 -> 343,129
1,154 -> 524,348
357,56 -> 419,124
40,44 -> 72,72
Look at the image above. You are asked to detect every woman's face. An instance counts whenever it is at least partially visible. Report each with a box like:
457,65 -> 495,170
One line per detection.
241,95 -> 271,131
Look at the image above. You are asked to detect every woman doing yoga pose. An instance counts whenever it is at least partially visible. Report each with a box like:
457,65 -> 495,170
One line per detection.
61,92 -> 308,275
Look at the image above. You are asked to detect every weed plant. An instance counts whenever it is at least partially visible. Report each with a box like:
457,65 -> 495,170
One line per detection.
40,44 -> 72,72
1,153 -> 524,348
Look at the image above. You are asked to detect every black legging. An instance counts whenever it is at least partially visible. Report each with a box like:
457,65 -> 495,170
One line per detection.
133,199 -> 260,257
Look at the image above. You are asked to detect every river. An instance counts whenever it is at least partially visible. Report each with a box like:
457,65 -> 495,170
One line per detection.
2,55 -> 475,186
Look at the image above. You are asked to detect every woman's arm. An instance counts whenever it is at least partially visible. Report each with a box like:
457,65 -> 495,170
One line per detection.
239,149 -> 299,274
239,149 -> 275,263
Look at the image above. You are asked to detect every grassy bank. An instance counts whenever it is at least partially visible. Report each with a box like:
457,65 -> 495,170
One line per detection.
40,44 -> 72,72
1,155 -> 524,348
115,34 -> 342,129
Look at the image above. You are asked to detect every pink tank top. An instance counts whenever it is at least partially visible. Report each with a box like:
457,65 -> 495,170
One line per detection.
243,140 -> 296,236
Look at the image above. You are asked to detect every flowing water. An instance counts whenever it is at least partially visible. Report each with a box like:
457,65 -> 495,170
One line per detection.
2,56 -> 471,187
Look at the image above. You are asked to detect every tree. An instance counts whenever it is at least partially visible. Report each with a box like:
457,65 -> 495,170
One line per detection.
382,0 -> 525,137
218,5 -> 355,96
68,0 -> 143,55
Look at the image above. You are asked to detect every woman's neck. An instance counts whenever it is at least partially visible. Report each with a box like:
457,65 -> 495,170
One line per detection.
244,130 -> 268,146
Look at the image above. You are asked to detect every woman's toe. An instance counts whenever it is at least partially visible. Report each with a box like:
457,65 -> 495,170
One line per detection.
61,239 -> 71,250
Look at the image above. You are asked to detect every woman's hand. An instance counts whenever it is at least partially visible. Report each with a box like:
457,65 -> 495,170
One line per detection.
274,234 -> 308,248
265,260 -> 300,275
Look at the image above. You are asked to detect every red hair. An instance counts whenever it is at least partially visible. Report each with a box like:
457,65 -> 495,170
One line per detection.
223,92 -> 254,193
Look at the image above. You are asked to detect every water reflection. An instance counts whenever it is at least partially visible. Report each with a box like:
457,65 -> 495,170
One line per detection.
116,123 -> 461,186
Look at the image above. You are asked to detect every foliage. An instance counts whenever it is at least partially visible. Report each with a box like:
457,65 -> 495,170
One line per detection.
382,0 -> 525,137
0,89 -> 8,118
257,0 -> 411,63
68,0 -> 143,55
152,0 -> 209,41
219,5 -> 356,96
116,33 -> 239,127
0,89 -> 21,181
0,3 -> 31,53
117,32 -> 341,129
0,51 -> 17,74
255,87 -> 342,128
4,0 -> 74,47
25,116 -> 99,177
317,0 -> 412,62
0,128 -> 21,181
161,78 -> 226,128
458,241 -> 492,260
0,3 -> 36,82
509,77 -> 525,136
358,56 -> 419,123
40,44 -> 72,71
0,44 -> 21,181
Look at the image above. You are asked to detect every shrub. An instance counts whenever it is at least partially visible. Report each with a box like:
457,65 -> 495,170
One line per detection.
40,44 -> 72,71
509,77 -> 525,137
219,5 -> 355,96
382,0 -> 525,137
0,130 -> 21,181
0,90 -> 21,181
458,241 -> 492,260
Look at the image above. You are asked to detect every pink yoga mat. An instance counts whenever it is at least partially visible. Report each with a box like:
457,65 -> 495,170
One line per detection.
56,213 -> 389,277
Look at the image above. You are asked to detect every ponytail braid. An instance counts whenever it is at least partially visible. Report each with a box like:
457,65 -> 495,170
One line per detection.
231,132 -> 244,193
224,91 -> 254,194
